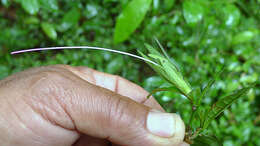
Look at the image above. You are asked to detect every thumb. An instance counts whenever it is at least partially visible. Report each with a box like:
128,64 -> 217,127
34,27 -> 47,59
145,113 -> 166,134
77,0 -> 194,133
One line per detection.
56,74 -> 186,145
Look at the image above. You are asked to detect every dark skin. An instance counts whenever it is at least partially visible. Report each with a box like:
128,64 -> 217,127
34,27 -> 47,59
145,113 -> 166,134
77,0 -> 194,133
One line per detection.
0,65 -> 187,146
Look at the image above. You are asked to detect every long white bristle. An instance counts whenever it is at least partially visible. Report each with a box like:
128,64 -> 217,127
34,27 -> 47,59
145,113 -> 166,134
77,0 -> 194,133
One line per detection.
11,46 -> 159,66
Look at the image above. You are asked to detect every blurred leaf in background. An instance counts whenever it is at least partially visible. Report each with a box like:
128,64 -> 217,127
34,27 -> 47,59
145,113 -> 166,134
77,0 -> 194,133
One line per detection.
20,0 -> 40,15
41,22 -> 57,40
114,0 -> 152,43
183,0 -> 205,27
59,8 -> 81,32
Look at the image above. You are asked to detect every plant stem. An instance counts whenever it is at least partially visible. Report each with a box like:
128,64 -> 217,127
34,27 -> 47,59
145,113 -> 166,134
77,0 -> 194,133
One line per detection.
190,128 -> 202,139
188,104 -> 197,126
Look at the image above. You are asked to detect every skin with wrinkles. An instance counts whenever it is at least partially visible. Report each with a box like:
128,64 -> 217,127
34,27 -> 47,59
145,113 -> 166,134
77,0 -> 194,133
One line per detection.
0,65 -> 186,146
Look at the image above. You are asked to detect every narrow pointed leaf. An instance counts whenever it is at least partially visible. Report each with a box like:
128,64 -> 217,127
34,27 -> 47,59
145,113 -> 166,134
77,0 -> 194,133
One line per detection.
114,0 -> 152,43
161,60 -> 192,95
197,107 -> 205,128
140,43 -> 192,98
154,37 -> 171,61
187,87 -> 201,105
192,135 -> 222,146
202,87 -> 251,129
138,50 -> 173,84
137,50 -> 163,70
198,106 -> 210,128
199,67 -> 225,104
147,86 -> 180,99
154,37 -> 180,71
145,43 -> 162,57
148,54 -> 168,63
199,79 -> 214,103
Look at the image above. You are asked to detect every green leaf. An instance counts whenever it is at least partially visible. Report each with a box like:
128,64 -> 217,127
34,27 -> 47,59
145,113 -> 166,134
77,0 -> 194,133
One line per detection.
24,17 -> 40,24
60,8 -> 81,31
183,0 -> 205,26
188,87 -> 201,105
20,0 -> 40,15
148,54 -> 168,62
232,31 -> 256,45
138,50 -> 172,84
147,86 -> 180,99
154,37 -> 178,69
39,0 -> 58,11
140,43 -> 192,97
199,67 -> 225,105
197,107 -> 207,128
164,0 -> 175,11
192,135 -> 222,146
144,43 -> 163,59
223,4 -> 241,27
114,0 -> 152,43
138,50 -> 167,78
161,60 -> 192,95
202,87 -> 251,129
41,22 -> 57,40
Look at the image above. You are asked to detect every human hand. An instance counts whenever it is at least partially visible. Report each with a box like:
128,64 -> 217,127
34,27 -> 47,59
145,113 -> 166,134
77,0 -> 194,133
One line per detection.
0,65 -> 186,146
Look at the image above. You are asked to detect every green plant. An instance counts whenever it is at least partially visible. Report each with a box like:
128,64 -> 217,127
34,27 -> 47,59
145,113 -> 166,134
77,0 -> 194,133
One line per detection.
11,38 -> 254,145
2,0 -> 260,145
139,39 -> 254,145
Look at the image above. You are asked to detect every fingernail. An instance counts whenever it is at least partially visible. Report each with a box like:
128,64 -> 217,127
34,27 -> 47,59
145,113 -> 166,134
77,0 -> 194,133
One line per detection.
147,110 -> 177,137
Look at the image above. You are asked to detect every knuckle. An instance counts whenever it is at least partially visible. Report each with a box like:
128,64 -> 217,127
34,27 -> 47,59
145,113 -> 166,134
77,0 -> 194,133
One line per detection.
114,75 -> 121,80
28,69 -> 68,94
114,75 -> 125,84
23,67 -> 76,129
108,96 -> 134,128
38,71 -> 62,84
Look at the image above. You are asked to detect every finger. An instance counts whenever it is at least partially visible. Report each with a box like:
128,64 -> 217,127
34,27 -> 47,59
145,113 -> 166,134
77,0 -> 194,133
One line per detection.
180,142 -> 190,146
73,134 -> 109,146
70,66 -> 164,111
31,66 -> 186,146
69,66 -> 165,146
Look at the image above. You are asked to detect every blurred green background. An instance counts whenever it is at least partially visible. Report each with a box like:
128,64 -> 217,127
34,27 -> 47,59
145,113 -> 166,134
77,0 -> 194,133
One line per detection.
0,0 -> 259,145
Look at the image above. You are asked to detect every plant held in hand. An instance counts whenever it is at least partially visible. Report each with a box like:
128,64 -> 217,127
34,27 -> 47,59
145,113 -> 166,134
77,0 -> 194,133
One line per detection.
11,39 -> 254,145
138,39 -> 254,145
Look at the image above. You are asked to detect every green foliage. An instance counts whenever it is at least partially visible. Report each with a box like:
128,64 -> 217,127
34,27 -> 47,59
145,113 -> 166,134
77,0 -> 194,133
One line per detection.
114,0 -> 152,43
139,43 -> 193,97
141,43 -> 253,144
147,86 -> 180,99
222,4 -> 241,28
192,135 -> 222,146
41,22 -> 57,40
0,0 -> 260,145
232,30 -> 257,45
202,87 -> 251,130
20,0 -> 40,15
60,8 -> 81,32
183,0 -> 205,27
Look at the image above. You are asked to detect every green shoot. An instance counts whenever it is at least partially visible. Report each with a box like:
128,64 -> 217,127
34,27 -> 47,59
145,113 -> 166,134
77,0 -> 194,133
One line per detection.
139,40 -> 254,145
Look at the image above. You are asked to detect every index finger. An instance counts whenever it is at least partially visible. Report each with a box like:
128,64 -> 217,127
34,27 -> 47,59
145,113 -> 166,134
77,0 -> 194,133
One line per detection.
67,66 -> 164,111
